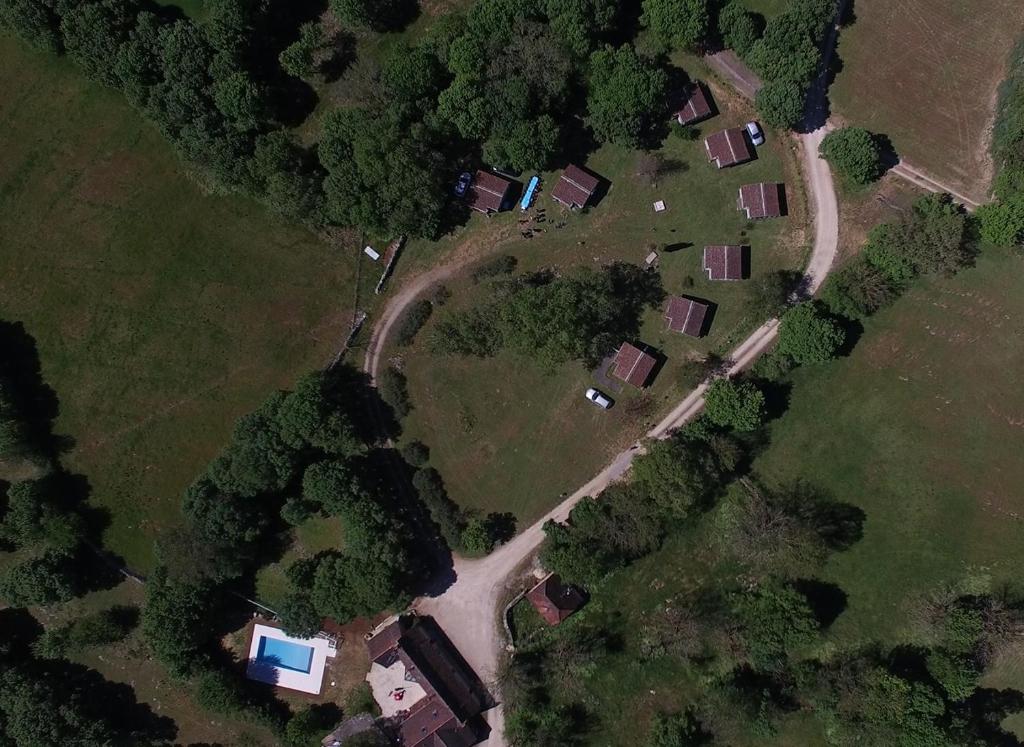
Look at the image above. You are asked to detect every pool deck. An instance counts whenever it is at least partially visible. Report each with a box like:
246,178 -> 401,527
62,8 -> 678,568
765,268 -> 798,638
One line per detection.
245,623 -> 336,694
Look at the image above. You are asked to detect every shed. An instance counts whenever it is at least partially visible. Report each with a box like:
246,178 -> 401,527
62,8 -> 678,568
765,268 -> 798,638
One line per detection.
675,82 -> 714,125
704,128 -> 754,168
466,170 -> 513,215
738,182 -> 785,219
610,342 -> 657,388
526,573 -> 585,626
664,296 -> 710,338
551,164 -> 600,209
703,245 -> 746,281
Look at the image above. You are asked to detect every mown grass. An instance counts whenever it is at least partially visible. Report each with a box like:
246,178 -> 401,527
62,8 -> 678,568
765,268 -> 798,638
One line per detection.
542,248 -> 1024,744
395,82 -> 807,527
0,36 -> 362,572
830,0 -> 1024,200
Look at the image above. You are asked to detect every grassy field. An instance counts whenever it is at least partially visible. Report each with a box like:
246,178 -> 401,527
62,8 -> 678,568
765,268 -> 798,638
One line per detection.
831,0 -> 1024,201
0,36 -> 361,572
513,247 -> 1024,745
394,83 -> 807,527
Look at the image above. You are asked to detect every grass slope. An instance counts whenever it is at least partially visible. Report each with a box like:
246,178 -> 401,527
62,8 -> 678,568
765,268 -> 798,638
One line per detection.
0,36 -> 357,571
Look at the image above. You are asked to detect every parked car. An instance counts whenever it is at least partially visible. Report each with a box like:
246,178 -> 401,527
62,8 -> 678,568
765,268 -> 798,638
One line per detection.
745,121 -> 765,146
454,171 -> 472,197
585,387 -> 613,410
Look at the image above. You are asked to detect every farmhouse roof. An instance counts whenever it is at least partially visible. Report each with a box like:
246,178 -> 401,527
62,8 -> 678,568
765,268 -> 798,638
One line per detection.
664,296 -> 710,337
675,82 -> 713,125
365,617 -> 487,747
703,245 -> 745,281
466,171 -> 513,214
526,573 -> 586,626
738,182 -> 784,219
610,342 -> 657,388
704,128 -> 753,168
551,164 -> 600,209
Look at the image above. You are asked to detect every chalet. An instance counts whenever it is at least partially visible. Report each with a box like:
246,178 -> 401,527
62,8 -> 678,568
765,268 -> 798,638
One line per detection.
675,82 -> 714,125
466,171 -> 513,215
551,164 -> 600,209
703,245 -> 746,281
610,342 -> 657,388
526,573 -> 585,626
738,182 -> 785,219
704,128 -> 754,168
664,296 -> 710,338
365,615 -> 490,747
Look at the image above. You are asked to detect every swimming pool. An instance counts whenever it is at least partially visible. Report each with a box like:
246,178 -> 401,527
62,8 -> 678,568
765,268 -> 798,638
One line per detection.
256,636 -> 314,673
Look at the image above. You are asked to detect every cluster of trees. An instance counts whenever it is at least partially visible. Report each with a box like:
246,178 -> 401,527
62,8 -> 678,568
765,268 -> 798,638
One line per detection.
141,368 -> 427,674
823,193 -> 973,319
745,0 -> 839,128
430,262 -> 664,369
819,126 -> 886,185
978,40 -> 1024,247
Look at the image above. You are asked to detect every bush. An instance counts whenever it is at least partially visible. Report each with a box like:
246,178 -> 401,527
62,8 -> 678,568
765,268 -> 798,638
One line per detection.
976,195 -> 1024,247
378,367 -> 411,418
401,440 -> 430,467
703,378 -> 766,432
671,121 -> 700,140
776,302 -> 845,364
193,669 -> 247,715
460,518 -> 494,556
281,497 -> 317,526
819,127 -> 884,185
33,606 -> 137,659
395,299 -> 433,346
471,255 -> 518,283
412,468 -> 466,550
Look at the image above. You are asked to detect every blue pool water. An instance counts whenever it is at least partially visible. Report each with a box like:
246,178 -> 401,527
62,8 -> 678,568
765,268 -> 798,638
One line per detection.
257,636 -> 314,673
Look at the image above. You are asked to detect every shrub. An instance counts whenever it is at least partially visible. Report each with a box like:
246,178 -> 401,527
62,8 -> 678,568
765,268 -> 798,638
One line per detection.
819,127 -> 884,185
411,468 -> 466,550
777,303 -> 845,364
671,122 -> 700,140
281,497 -> 316,526
460,518 -> 494,556
193,669 -> 247,715
703,378 -> 766,432
471,255 -> 518,283
976,195 -> 1024,247
33,606 -> 137,659
378,367 -> 411,418
395,299 -> 433,346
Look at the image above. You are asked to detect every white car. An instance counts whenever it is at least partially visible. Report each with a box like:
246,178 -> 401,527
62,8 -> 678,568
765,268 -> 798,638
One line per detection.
585,388 -> 613,410
746,121 -> 765,146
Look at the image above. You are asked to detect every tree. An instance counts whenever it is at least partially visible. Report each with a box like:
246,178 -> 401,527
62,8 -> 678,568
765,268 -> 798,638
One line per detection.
545,0 -> 618,57
719,1 -> 761,57
401,440 -> 430,467
821,256 -> 898,319
641,0 -> 711,51
141,567 -> 214,676
0,478 -> 87,552
329,0 -> 416,32
703,379 -> 766,432
279,593 -> 322,638
732,582 -> 820,668
460,517 -> 494,556
976,193 -> 1024,247
776,302 -> 845,364
378,366 -> 411,419
749,270 -> 798,320
586,44 -> 669,147
412,467 -> 466,550
632,437 -> 724,516
864,193 -> 972,282
274,372 -> 360,456
755,80 -> 805,129
647,709 -> 707,747
395,299 -> 433,346
279,22 -> 326,79
0,550 -> 83,607
33,606 -> 136,659
310,552 -> 409,624
0,0 -> 63,52
60,0 -> 138,87
820,127 -> 884,185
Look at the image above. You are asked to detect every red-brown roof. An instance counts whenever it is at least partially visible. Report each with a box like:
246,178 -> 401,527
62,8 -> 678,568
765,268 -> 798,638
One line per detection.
610,342 -> 657,388
704,128 -> 754,168
664,296 -> 710,337
466,171 -> 512,214
675,82 -> 713,125
703,245 -> 745,281
526,574 -> 585,626
551,164 -> 600,209
738,182 -> 784,219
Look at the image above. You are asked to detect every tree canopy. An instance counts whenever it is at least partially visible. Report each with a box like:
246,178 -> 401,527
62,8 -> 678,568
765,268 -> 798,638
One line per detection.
586,44 -> 669,147
703,379 -> 766,432
819,126 -> 885,185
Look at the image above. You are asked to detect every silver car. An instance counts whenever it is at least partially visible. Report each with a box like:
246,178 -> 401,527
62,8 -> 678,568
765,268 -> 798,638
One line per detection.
585,387 -> 613,409
746,121 -> 765,146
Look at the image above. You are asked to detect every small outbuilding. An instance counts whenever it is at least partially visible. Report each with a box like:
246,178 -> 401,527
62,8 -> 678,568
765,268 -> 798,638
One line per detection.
664,296 -> 710,338
467,170 -> 514,215
675,82 -> 714,125
610,342 -> 657,388
704,127 -> 754,168
551,164 -> 600,209
703,245 -> 746,281
526,573 -> 585,626
738,182 -> 785,219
